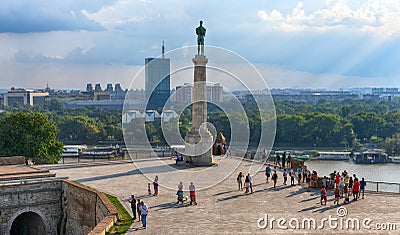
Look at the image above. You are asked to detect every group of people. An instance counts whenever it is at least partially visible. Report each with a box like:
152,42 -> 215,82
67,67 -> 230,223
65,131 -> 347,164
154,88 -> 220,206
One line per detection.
332,171 -> 366,204
274,152 -> 293,169
129,195 -> 148,229
236,172 -> 253,193
147,176 -> 159,196
265,164 -> 306,188
320,170 -> 366,206
177,181 -> 197,205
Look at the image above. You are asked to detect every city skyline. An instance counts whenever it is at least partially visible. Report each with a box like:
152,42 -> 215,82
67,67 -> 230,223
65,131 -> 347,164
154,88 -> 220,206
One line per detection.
1,1 -> 400,89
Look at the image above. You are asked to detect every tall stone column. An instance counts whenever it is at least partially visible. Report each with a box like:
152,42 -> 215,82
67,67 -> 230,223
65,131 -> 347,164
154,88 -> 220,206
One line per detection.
184,54 -> 214,166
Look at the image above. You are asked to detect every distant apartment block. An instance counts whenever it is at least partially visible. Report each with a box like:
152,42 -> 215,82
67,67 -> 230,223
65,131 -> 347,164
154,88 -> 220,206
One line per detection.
2,88 -> 49,107
174,83 -> 223,103
65,83 -> 133,110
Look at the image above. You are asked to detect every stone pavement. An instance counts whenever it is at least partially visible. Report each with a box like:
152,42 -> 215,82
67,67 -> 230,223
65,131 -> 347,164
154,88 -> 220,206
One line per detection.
48,158 -> 400,234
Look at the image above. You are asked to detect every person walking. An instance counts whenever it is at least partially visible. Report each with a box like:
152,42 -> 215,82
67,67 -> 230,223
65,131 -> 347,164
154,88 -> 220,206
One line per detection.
353,178 -> 360,201
297,166 -> 302,185
339,177 -> 345,197
137,199 -> 142,222
147,183 -> 151,195
330,171 -> 336,187
333,187 -> 340,205
343,185 -> 349,204
153,175 -> 159,196
244,175 -> 250,193
265,166 -> 271,183
290,168 -> 295,186
360,178 -> 367,199
306,174 -> 311,191
348,176 -> 354,196
129,195 -> 136,221
283,169 -> 287,185
140,201 -> 148,229
276,154 -> 281,168
237,172 -> 243,190
282,152 -> 286,169
287,153 -> 292,168
335,172 -> 340,188
189,182 -> 197,205
272,170 -> 278,188
360,177 -> 366,199
248,173 -> 253,194
320,186 -> 327,205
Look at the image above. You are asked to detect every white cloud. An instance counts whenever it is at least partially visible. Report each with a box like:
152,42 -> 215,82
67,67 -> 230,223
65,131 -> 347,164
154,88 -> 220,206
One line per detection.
257,0 -> 400,36
82,0 -> 149,29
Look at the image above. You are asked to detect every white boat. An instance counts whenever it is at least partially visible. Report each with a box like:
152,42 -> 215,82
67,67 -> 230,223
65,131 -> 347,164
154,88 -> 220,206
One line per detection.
61,145 -> 87,157
318,152 -> 350,160
389,156 -> 400,163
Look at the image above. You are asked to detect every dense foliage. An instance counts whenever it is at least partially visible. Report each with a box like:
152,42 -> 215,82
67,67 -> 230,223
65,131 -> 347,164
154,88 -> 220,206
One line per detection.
0,112 -> 64,163
2,97 -> 400,153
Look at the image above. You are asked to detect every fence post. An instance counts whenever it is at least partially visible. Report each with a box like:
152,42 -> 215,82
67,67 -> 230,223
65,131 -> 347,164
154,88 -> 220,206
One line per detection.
376,182 -> 379,192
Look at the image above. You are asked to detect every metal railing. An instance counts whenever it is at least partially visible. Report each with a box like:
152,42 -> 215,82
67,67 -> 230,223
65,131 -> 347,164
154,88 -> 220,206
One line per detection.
58,149 -> 179,164
365,180 -> 400,194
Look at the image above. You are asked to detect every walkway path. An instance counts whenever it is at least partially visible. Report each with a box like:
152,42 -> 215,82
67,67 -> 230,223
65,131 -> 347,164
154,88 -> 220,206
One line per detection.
49,158 -> 400,234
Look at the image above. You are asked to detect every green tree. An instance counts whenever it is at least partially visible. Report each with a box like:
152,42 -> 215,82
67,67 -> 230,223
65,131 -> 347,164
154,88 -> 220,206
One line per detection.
384,134 -> 400,155
0,112 -> 64,163
56,115 -> 104,144
351,112 -> 385,142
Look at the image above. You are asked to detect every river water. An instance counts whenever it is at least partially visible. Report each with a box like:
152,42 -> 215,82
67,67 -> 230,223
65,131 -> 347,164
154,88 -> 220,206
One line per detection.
305,160 -> 400,183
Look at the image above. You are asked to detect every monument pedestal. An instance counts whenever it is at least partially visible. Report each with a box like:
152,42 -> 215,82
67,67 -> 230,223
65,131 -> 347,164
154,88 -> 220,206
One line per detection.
184,54 -> 214,166
185,128 -> 214,166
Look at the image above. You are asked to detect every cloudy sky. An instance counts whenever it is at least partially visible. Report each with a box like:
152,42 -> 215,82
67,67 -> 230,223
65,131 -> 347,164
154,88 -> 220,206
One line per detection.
0,0 -> 400,90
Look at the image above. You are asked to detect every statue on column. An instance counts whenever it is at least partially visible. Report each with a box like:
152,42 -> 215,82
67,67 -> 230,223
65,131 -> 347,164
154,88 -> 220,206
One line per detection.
196,20 -> 206,55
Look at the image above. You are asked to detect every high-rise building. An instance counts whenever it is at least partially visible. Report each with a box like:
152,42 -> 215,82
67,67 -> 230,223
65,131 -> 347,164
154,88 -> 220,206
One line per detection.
175,83 -> 193,103
174,83 -> 223,103
105,84 -> 114,93
86,84 -> 93,93
145,42 -> 170,110
94,84 -> 102,92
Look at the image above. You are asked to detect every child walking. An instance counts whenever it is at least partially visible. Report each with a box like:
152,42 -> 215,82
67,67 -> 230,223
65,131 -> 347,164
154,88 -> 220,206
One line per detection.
147,183 -> 151,195
320,186 -> 327,205
333,187 -> 340,205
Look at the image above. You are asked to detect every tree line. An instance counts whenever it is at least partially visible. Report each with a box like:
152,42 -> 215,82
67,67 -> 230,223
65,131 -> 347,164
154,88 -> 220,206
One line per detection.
1,97 -> 400,164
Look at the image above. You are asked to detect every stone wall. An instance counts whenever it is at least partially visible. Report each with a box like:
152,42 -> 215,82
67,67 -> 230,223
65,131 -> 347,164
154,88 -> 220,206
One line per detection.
0,156 -> 25,166
60,181 -> 118,235
0,181 -> 62,235
0,179 -> 118,235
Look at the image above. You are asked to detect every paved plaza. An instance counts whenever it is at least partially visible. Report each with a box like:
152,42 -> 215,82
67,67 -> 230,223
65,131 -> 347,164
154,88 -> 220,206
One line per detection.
45,158 -> 400,234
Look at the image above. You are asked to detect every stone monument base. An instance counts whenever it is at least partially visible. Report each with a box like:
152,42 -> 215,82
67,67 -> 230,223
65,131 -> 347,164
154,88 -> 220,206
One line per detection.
185,129 -> 214,167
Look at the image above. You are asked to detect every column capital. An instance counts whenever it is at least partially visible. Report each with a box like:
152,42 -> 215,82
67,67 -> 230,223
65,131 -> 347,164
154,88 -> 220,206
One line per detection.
192,55 -> 208,65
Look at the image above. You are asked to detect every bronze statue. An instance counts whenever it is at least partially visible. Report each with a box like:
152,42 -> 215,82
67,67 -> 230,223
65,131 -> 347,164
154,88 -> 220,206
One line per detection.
196,20 -> 206,55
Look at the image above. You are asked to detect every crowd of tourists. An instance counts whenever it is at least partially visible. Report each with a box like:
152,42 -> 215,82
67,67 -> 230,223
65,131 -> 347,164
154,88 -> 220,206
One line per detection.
269,153 -> 367,206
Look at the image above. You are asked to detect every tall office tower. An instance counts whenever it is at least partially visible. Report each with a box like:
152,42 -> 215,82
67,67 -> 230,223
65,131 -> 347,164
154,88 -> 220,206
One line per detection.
145,41 -> 170,110
105,84 -> 114,93
86,84 -> 93,92
94,84 -> 102,92
115,84 -> 123,93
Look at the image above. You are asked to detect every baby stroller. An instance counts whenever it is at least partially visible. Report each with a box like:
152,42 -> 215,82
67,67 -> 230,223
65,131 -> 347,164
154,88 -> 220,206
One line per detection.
177,190 -> 185,204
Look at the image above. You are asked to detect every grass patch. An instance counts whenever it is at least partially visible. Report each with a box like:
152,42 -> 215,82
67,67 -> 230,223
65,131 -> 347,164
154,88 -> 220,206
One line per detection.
105,193 -> 133,235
